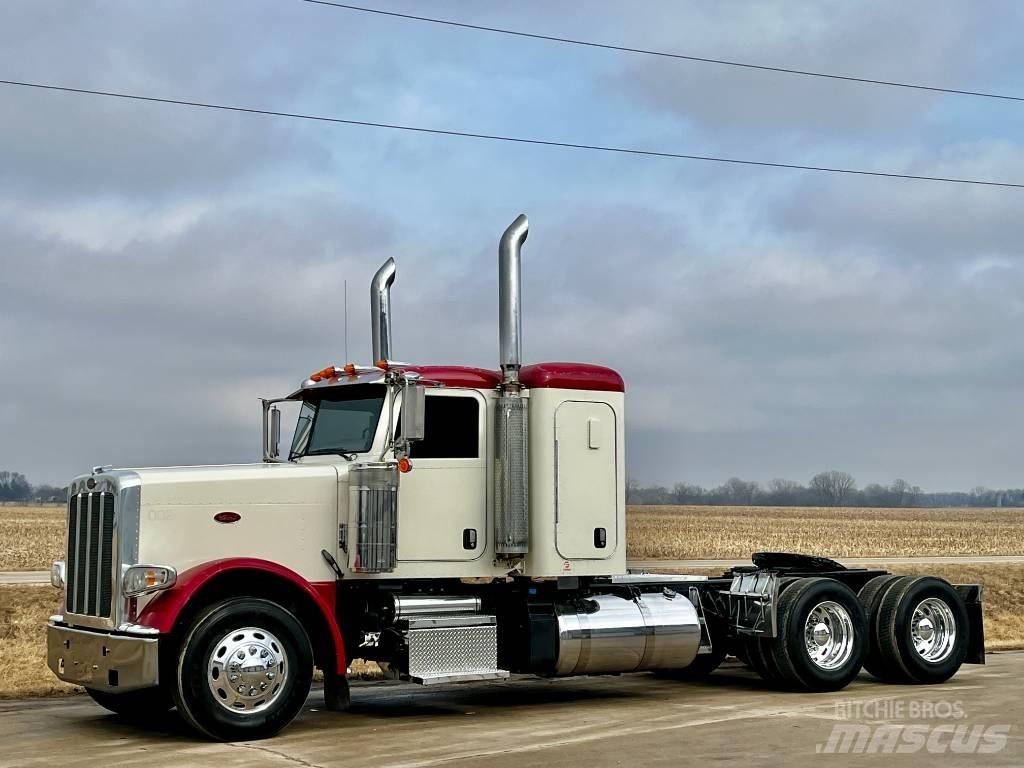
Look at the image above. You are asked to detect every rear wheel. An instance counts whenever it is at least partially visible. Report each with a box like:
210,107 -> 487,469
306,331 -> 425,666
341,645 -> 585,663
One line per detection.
870,576 -> 968,684
656,645 -> 727,680
857,574 -> 904,679
86,686 -> 173,719
173,598 -> 314,741
756,577 -> 867,691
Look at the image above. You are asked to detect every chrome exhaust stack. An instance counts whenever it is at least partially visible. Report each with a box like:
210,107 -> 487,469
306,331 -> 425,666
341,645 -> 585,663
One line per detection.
495,215 -> 530,559
370,257 -> 396,365
498,214 -> 529,386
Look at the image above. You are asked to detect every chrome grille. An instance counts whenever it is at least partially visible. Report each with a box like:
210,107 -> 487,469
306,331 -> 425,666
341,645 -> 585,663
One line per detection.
66,491 -> 115,618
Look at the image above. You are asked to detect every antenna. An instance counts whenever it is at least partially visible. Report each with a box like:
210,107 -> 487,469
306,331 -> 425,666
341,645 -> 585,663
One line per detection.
343,279 -> 349,362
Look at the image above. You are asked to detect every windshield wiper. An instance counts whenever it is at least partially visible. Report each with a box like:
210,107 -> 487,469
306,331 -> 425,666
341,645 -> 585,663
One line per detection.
305,449 -> 360,461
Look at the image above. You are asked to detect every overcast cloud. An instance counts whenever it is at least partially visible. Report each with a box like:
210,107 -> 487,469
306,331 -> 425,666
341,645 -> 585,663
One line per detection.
1,0 -> 1022,491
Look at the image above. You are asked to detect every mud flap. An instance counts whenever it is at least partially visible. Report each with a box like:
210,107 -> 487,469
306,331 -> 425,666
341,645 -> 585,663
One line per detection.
955,584 -> 985,665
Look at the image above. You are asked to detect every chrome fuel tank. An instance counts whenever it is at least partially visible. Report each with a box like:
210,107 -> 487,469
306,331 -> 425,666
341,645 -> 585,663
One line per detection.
554,591 -> 701,676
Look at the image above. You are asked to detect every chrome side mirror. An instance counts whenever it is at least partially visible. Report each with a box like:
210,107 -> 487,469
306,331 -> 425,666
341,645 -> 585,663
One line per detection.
269,407 -> 282,459
399,382 -> 426,443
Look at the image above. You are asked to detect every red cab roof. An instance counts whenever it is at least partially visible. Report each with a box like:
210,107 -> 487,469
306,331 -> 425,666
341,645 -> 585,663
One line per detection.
520,362 -> 625,393
405,366 -> 502,389
405,363 -> 624,393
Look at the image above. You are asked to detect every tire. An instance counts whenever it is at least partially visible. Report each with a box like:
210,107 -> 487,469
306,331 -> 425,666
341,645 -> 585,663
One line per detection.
744,637 -> 781,683
743,576 -> 796,685
656,645 -> 727,680
857,574 -> 905,680
173,598 -> 314,741
760,577 -> 867,692
873,576 -> 969,684
730,639 -> 749,666
86,686 -> 173,719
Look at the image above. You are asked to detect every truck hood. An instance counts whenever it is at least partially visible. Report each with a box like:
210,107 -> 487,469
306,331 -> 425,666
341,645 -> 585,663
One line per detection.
122,462 -> 343,580
125,462 -> 341,505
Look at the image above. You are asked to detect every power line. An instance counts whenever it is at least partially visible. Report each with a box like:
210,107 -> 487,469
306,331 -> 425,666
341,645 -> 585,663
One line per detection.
300,1 -> 1024,104
2,78 -> 1021,188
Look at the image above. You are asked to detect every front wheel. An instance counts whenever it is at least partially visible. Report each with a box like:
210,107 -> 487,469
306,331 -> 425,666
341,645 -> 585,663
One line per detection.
173,598 -> 314,741
86,686 -> 173,719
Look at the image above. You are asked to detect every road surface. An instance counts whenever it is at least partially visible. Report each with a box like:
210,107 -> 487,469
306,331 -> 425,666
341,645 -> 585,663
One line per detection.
0,571 -> 51,586
6,555 -> 1024,586
0,653 -> 1020,767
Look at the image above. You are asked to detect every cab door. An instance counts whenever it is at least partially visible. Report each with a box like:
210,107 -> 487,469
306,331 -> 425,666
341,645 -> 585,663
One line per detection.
397,389 -> 487,561
555,400 -> 618,559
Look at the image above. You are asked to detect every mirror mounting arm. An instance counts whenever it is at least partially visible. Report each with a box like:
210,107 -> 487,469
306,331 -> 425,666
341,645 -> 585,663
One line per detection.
379,370 -> 429,462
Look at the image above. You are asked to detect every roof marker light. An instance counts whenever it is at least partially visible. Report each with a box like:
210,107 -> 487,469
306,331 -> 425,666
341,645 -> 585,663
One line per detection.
309,366 -> 338,382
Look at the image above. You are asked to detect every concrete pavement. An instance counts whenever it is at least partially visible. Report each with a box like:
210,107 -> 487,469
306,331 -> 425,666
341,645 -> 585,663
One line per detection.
0,571 -> 49,586
0,653 -> 1020,768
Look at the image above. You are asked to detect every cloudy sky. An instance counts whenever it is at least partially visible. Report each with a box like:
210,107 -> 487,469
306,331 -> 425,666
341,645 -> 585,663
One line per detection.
2,1 -> 1022,491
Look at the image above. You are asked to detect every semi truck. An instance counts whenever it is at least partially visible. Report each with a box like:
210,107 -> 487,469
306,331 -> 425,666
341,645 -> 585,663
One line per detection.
47,215 -> 984,740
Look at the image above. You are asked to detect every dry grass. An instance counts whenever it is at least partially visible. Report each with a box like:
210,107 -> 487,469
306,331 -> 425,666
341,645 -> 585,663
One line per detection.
628,505 -> 1024,560
0,586 -> 78,698
0,505 -> 64,571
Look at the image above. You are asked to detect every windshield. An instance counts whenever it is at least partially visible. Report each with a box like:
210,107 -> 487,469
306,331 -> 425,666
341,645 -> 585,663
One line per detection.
290,384 -> 386,459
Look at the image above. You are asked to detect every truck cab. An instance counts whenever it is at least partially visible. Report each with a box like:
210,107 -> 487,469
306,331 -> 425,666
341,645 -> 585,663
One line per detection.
46,215 -> 984,741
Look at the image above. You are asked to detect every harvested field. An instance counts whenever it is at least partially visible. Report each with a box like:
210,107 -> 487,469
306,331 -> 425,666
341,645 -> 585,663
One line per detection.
6,504 -> 1024,571
0,586 -> 75,698
627,505 -> 1024,560
0,505 -> 64,571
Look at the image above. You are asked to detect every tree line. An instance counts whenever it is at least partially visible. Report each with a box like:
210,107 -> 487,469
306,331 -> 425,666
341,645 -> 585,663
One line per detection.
0,471 -> 67,503
4,467 -> 1022,508
627,471 -> 1024,508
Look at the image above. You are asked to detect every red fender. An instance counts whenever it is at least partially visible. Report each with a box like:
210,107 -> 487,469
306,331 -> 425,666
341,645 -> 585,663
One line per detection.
137,558 -> 346,674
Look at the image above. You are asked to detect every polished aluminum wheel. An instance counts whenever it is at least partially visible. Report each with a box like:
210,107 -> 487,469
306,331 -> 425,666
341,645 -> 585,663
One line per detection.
803,601 -> 856,671
911,598 -> 957,663
207,627 -> 288,715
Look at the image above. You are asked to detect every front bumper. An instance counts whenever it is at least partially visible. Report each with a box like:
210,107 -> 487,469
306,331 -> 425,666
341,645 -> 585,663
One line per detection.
47,622 -> 159,692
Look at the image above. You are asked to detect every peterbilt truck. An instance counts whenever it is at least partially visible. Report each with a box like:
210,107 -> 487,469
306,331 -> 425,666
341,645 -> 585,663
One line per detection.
47,215 -> 984,740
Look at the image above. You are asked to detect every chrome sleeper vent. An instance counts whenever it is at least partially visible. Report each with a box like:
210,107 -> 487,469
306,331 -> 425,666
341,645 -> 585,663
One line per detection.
494,394 -> 529,555
66,491 -> 115,618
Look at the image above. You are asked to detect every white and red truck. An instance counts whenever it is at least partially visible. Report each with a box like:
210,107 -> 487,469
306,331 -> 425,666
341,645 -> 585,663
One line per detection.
47,215 -> 984,740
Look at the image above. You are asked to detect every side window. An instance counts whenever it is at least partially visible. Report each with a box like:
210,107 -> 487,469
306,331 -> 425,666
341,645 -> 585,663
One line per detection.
408,395 -> 480,459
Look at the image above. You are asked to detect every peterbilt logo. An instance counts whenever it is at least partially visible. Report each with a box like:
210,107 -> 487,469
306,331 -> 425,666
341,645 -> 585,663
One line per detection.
214,511 -> 242,524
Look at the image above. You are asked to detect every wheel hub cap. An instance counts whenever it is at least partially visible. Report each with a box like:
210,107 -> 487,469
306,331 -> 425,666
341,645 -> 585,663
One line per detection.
207,627 -> 288,715
803,601 -> 855,671
911,598 -> 956,663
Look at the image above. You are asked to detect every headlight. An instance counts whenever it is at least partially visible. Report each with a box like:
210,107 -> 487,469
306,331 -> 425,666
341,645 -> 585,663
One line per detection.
50,560 -> 65,589
122,565 -> 177,597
